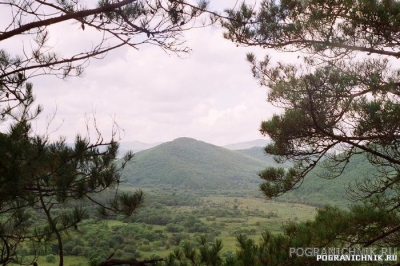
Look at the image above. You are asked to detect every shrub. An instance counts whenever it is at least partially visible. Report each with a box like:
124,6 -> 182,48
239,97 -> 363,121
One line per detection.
46,255 -> 56,263
166,223 -> 184,233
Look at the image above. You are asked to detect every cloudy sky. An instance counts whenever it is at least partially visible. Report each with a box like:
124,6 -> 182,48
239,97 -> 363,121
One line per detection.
1,0 -> 290,146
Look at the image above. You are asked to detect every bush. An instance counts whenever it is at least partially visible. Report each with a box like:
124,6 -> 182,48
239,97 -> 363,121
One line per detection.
166,223 -> 184,233
266,211 -> 278,219
71,245 -> 84,256
169,233 -> 189,245
46,255 -> 56,263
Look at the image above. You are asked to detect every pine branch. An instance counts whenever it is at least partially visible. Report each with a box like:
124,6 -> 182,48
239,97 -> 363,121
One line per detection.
363,222 -> 400,247
0,0 -> 137,41
0,236 -> 10,264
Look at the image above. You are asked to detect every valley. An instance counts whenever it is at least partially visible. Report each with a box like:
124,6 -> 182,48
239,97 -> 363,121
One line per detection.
10,137 -> 378,265
13,191 -> 317,266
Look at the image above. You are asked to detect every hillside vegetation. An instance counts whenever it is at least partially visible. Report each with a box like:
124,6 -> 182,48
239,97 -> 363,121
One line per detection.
281,152 -> 378,207
120,138 -> 379,208
120,138 -> 273,190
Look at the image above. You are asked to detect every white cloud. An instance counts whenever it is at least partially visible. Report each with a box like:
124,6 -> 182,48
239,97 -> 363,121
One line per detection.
2,2 -> 285,146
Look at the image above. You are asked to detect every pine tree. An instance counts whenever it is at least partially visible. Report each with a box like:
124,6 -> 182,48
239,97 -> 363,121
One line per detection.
0,79 -> 146,265
0,0 -> 214,265
221,0 -> 400,251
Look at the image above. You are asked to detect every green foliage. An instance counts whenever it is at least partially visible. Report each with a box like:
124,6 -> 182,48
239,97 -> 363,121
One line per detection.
45,255 -> 56,263
281,152 -> 379,207
166,224 -> 184,233
156,202 -> 400,266
145,191 -> 202,207
223,0 -> 400,56
1,0 -> 217,264
120,141 -> 375,208
159,236 -> 224,266
4,191 -> 319,265
0,80 -> 143,265
222,0 -> 400,249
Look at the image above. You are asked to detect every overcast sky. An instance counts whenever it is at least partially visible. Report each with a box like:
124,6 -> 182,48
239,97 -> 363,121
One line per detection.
1,0 -> 291,146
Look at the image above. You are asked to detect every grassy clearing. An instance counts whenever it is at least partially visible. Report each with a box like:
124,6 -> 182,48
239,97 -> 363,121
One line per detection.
145,195 -> 318,255
199,196 -> 317,253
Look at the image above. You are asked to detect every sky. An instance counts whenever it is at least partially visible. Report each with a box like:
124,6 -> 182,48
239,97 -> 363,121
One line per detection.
1,0 -> 289,146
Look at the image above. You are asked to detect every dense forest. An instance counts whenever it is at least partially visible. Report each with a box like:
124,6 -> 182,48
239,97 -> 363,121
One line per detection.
2,0 -> 400,265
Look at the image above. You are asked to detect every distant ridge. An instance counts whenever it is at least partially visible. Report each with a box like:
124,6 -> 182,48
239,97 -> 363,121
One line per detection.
118,141 -> 162,157
235,147 -> 292,168
223,139 -> 269,150
117,138 -> 270,155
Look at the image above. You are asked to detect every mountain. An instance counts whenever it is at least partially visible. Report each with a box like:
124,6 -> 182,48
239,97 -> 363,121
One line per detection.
118,139 -> 269,155
232,146 -> 378,207
235,147 -> 292,168
118,141 -> 162,157
223,139 -> 269,150
118,137 -> 382,208
281,152 -> 379,207
120,137 -> 275,190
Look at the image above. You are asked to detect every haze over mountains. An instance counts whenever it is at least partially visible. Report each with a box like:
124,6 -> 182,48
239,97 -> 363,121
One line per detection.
119,137 -> 376,207
222,139 -> 270,150
118,141 -> 162,155
235,146 -> 293,168
118,138 -> 269,155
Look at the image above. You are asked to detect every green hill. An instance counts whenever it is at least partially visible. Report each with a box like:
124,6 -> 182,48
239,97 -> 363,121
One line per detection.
280,153 -> 379,207
233,146 -> 381,207
119,137 -> 383,208
120,137 -> 277,191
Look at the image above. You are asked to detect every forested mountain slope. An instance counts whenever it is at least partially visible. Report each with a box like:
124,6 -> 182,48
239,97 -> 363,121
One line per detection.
120,138 -> 378,207
281,153 -> 378,207
120,138 -> 270,190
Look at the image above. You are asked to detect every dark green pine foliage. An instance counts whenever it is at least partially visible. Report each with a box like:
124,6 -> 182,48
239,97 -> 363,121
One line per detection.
0,78 -> 143,265
158,236 -> 224,266
221,0 -> 400,253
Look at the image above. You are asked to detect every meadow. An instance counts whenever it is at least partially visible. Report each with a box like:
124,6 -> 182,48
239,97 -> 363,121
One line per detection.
11,191 -> 317,266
